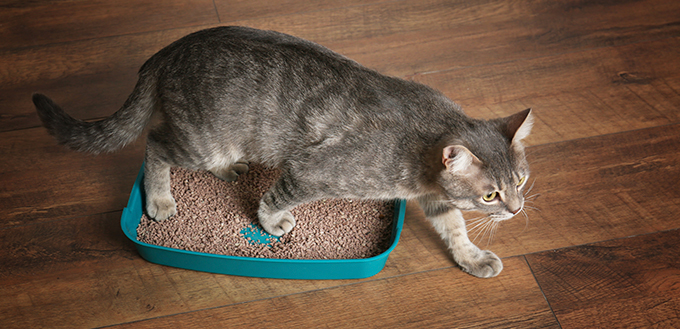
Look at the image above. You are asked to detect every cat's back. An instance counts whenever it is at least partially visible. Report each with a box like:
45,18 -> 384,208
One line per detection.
141,26 -> 467,151
141,26 -> 354,75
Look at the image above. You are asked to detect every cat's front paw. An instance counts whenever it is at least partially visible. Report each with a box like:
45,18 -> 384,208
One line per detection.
457,250 -> 503,278
259,210 -> 296,236
146,196 -> 177,221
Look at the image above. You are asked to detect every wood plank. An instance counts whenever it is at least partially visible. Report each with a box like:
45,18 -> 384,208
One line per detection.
237,0 -> 680,77
5,35 -> 679,139
0,212 -> 337,328
526,229 -> 680,328
0,0 -> 391,51
0,128 -> 145,227
0,212 -> 137,281
0,0 -> 218,50
214,0 -> 390,23
109,257 -> 557,329
0,29 -> 198,132
412,37 -> 680,146
3,0 -> 679,132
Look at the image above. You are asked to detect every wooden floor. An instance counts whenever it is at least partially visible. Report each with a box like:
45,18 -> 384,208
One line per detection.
2,0 -> 680,328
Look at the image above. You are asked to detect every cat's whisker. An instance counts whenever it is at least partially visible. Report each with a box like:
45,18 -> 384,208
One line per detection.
482,219 -> 501,247
483,221 -> 494,246
524,197 -> 540,205
523,205 -> 541,212
524,192 -> 541,201
467,217 -> 492,233
524,178 -> 537,196
468,216 -> 491,241
524,197 -> 541,205
468,226 -> 483,243
468,222 -> 489,235
524,202 -> 539,209
519,209 -> 530,234
467,215 -> 504,247
524,189 -> 541,199
473,220 -> 494,245
465,216 -> 488,226
489,221 -> 501,246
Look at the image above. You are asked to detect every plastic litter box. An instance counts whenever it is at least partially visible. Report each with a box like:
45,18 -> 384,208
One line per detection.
121,165 -> 406,280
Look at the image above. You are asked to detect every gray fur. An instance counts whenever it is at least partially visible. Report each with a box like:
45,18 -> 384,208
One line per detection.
33,26 -> 533,278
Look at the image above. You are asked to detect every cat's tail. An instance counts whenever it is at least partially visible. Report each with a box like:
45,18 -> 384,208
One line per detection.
32,72 -> 156,154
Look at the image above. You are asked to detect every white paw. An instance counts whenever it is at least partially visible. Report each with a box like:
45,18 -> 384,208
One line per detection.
458,250 -> 503,278
146,196 -> 177,221
259,210 -> 296,236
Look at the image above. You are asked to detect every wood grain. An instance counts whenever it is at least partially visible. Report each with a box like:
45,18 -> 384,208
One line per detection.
2,0 -> 680,327
0,212 -> 342,327
3,124 -> 678,327
0,25 -> 210,133
0,128 -> 145,228
236,0 -> 680,76
374,123 -> 680,265
6,99 -> 677,254
0,201 -> 449,327
3,0 -> 679,132
0,0 -> 218,50
527,229 -> 680,328
214,0 -> 390,23
109,258 -> 557,329
0,208 -> 549,328
413,37 -> 680,145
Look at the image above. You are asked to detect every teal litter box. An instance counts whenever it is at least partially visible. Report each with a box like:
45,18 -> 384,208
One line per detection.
121,165 -> 406,280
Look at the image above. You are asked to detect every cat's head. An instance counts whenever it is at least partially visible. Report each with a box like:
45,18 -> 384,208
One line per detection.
438,109 -> 533,220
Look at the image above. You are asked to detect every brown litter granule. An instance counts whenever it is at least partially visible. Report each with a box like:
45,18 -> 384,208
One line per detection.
137,164 -> 395,259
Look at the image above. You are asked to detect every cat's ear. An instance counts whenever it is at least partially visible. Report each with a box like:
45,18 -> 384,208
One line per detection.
442,145 -> 482,175
500,108 -> 533,144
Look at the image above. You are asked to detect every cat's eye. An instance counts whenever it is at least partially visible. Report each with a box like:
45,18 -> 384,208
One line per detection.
517,176 -> 527,187
482,191 -> 497,202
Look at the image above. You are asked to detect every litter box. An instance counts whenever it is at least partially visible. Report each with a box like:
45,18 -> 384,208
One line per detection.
121,165 -> 406,280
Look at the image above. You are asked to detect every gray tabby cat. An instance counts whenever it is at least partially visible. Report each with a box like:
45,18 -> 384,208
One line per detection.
33,26 -> 533,278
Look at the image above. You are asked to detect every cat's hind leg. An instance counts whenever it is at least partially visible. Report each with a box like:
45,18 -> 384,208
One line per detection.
258,171 -> 312,236
419,196 -> 502,278
143,140 -> 177,221
209,160 -> 249,182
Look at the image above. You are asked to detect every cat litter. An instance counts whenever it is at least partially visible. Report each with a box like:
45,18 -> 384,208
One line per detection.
121,164 -> 406,279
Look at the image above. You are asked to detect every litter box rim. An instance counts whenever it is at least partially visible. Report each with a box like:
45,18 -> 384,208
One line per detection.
121,164 -> 406,280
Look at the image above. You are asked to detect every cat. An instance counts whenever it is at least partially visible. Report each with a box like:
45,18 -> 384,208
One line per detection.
33,26 -> 533,278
